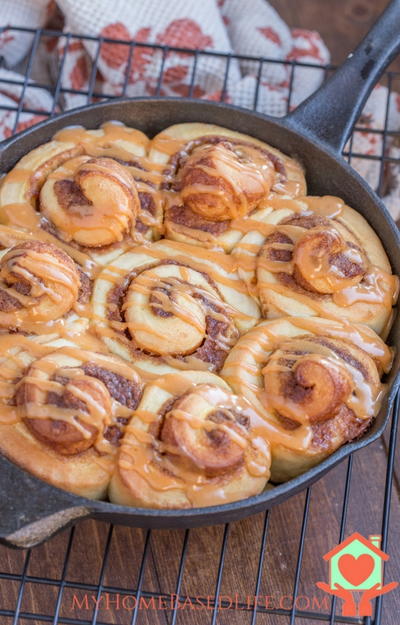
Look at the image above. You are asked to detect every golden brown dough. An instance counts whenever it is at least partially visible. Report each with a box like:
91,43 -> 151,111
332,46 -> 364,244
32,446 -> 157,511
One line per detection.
221,317 -> 392,482
232,196 -> 399,336
40,156 -> 140,248
0,336 -> 144,499
109,370 -> 271,508
0,121 -> 396,509
92,239 -> 260,376
177,141 -> 274,221
0,122 -> 164,265
0,239 -> 92,337
148,123 -> 306,251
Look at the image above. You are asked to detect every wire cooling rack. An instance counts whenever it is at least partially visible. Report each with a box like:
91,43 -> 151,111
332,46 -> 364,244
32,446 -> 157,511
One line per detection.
0,26 -> 399,625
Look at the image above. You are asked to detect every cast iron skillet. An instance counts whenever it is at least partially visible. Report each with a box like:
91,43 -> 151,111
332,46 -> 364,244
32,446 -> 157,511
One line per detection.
1,1 -> 400,548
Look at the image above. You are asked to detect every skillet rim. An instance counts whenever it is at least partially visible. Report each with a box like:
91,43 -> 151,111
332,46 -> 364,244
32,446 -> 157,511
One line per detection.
0,96 -> 399,536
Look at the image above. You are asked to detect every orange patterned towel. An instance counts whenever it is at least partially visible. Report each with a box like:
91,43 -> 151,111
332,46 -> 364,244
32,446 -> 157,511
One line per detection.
0,0 -> 399,220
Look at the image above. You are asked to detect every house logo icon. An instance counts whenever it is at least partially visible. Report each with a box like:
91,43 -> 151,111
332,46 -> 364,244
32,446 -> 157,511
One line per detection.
316,533 -> 398,617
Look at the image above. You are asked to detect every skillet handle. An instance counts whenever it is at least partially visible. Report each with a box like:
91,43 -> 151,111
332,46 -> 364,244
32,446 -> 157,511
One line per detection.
285,0 -> 400,153
0,456 -> 91,548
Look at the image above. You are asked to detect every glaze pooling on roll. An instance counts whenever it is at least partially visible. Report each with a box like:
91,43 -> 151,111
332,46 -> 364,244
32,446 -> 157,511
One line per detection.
232,196 -> 399,336
175,139 -> 275,221
0,122 -> 397,507
17,347 -> 143,453
221,317 -> 391,482
0,122 -> 164,264
40,156 -> 140,248
148,123 -> 306,251
109,370 -> 271,508
0,337 -> 144,499
92,240 -> 260,376
0,239 -> 92,338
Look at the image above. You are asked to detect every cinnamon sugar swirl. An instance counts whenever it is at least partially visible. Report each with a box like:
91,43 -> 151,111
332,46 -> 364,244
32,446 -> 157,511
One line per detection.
0,122 -> 164,265
232,196 -> 399,336
92,240 -> 260,376
0,121 -> 396,506
0,336 -> 143,498
148,123 -> 306,251
0,239 -> 91,338
109,370 -> 271,508
221,317 -> 392,481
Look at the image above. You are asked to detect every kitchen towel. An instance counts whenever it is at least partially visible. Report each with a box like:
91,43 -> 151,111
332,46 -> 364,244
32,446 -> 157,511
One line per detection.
0,0 -> 399,219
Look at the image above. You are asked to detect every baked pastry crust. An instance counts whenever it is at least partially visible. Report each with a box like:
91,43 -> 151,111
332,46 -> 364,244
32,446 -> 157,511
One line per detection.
0,237 -> 91,339
0,122 -> 396,506
92,239 -> 260,375
0,336 -> 143,498
221,317 -> 392,482
0,122 -> 164,266
232,196 -> 399,336
148,123 -> 307,251
109,370 -> 271,508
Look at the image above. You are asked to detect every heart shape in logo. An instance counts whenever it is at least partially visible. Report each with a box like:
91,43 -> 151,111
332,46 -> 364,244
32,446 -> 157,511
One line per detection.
338,554 -> 375,586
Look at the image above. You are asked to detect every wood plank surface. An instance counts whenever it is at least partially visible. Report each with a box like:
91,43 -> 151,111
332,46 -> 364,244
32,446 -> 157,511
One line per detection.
0,436 -> 398,625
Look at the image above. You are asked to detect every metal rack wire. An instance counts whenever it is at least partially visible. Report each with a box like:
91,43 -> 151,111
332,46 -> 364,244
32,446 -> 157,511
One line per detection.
0,26 -> 399,625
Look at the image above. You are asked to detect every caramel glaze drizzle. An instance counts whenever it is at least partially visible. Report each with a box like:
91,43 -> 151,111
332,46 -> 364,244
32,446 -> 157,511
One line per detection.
154,133 -> 304,198
164,194 -> 347,252
40,156 -> 140,248
101,250 -> 247,372
0,122 -> 166,261
155,134 -> 306,243
0,240 -> 82,330
124,271 -> 239,358
233,196 -> 348,240
175,140 -> 274,221
0,339 -> 143,459
234,208 -> 399,331
0,123 -> 396,500
117,375 -> 271,506
221,317 -> 391,454
52,124 -> 166,239
0,126 -> 305,254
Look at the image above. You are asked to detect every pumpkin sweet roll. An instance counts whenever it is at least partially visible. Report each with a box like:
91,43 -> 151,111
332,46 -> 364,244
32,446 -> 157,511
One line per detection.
0,121 -> 164,265
92,239 -> 260,376
0,335 -> 144,499
109,370 -> 271,508
148,123 -> 306,252
232,195 -> 399,336
221,316 -> 392,482
0,238 -> 93,339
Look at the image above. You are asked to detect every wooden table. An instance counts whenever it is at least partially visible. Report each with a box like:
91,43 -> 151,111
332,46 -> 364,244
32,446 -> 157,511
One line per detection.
1,436 -> 399,624
1,1 -> 399,623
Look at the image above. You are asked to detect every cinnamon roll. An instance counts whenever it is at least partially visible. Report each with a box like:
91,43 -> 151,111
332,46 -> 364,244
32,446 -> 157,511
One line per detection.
0,122 -> 164,265
148,123 -> 306,251
0,121 -> 397,508
0,336 -> 143,498
221,317 -> 392,482
0,239 -> 91,337
232,196 -> 399,336
109,370 -> 271,508
92,240 -> 260,376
